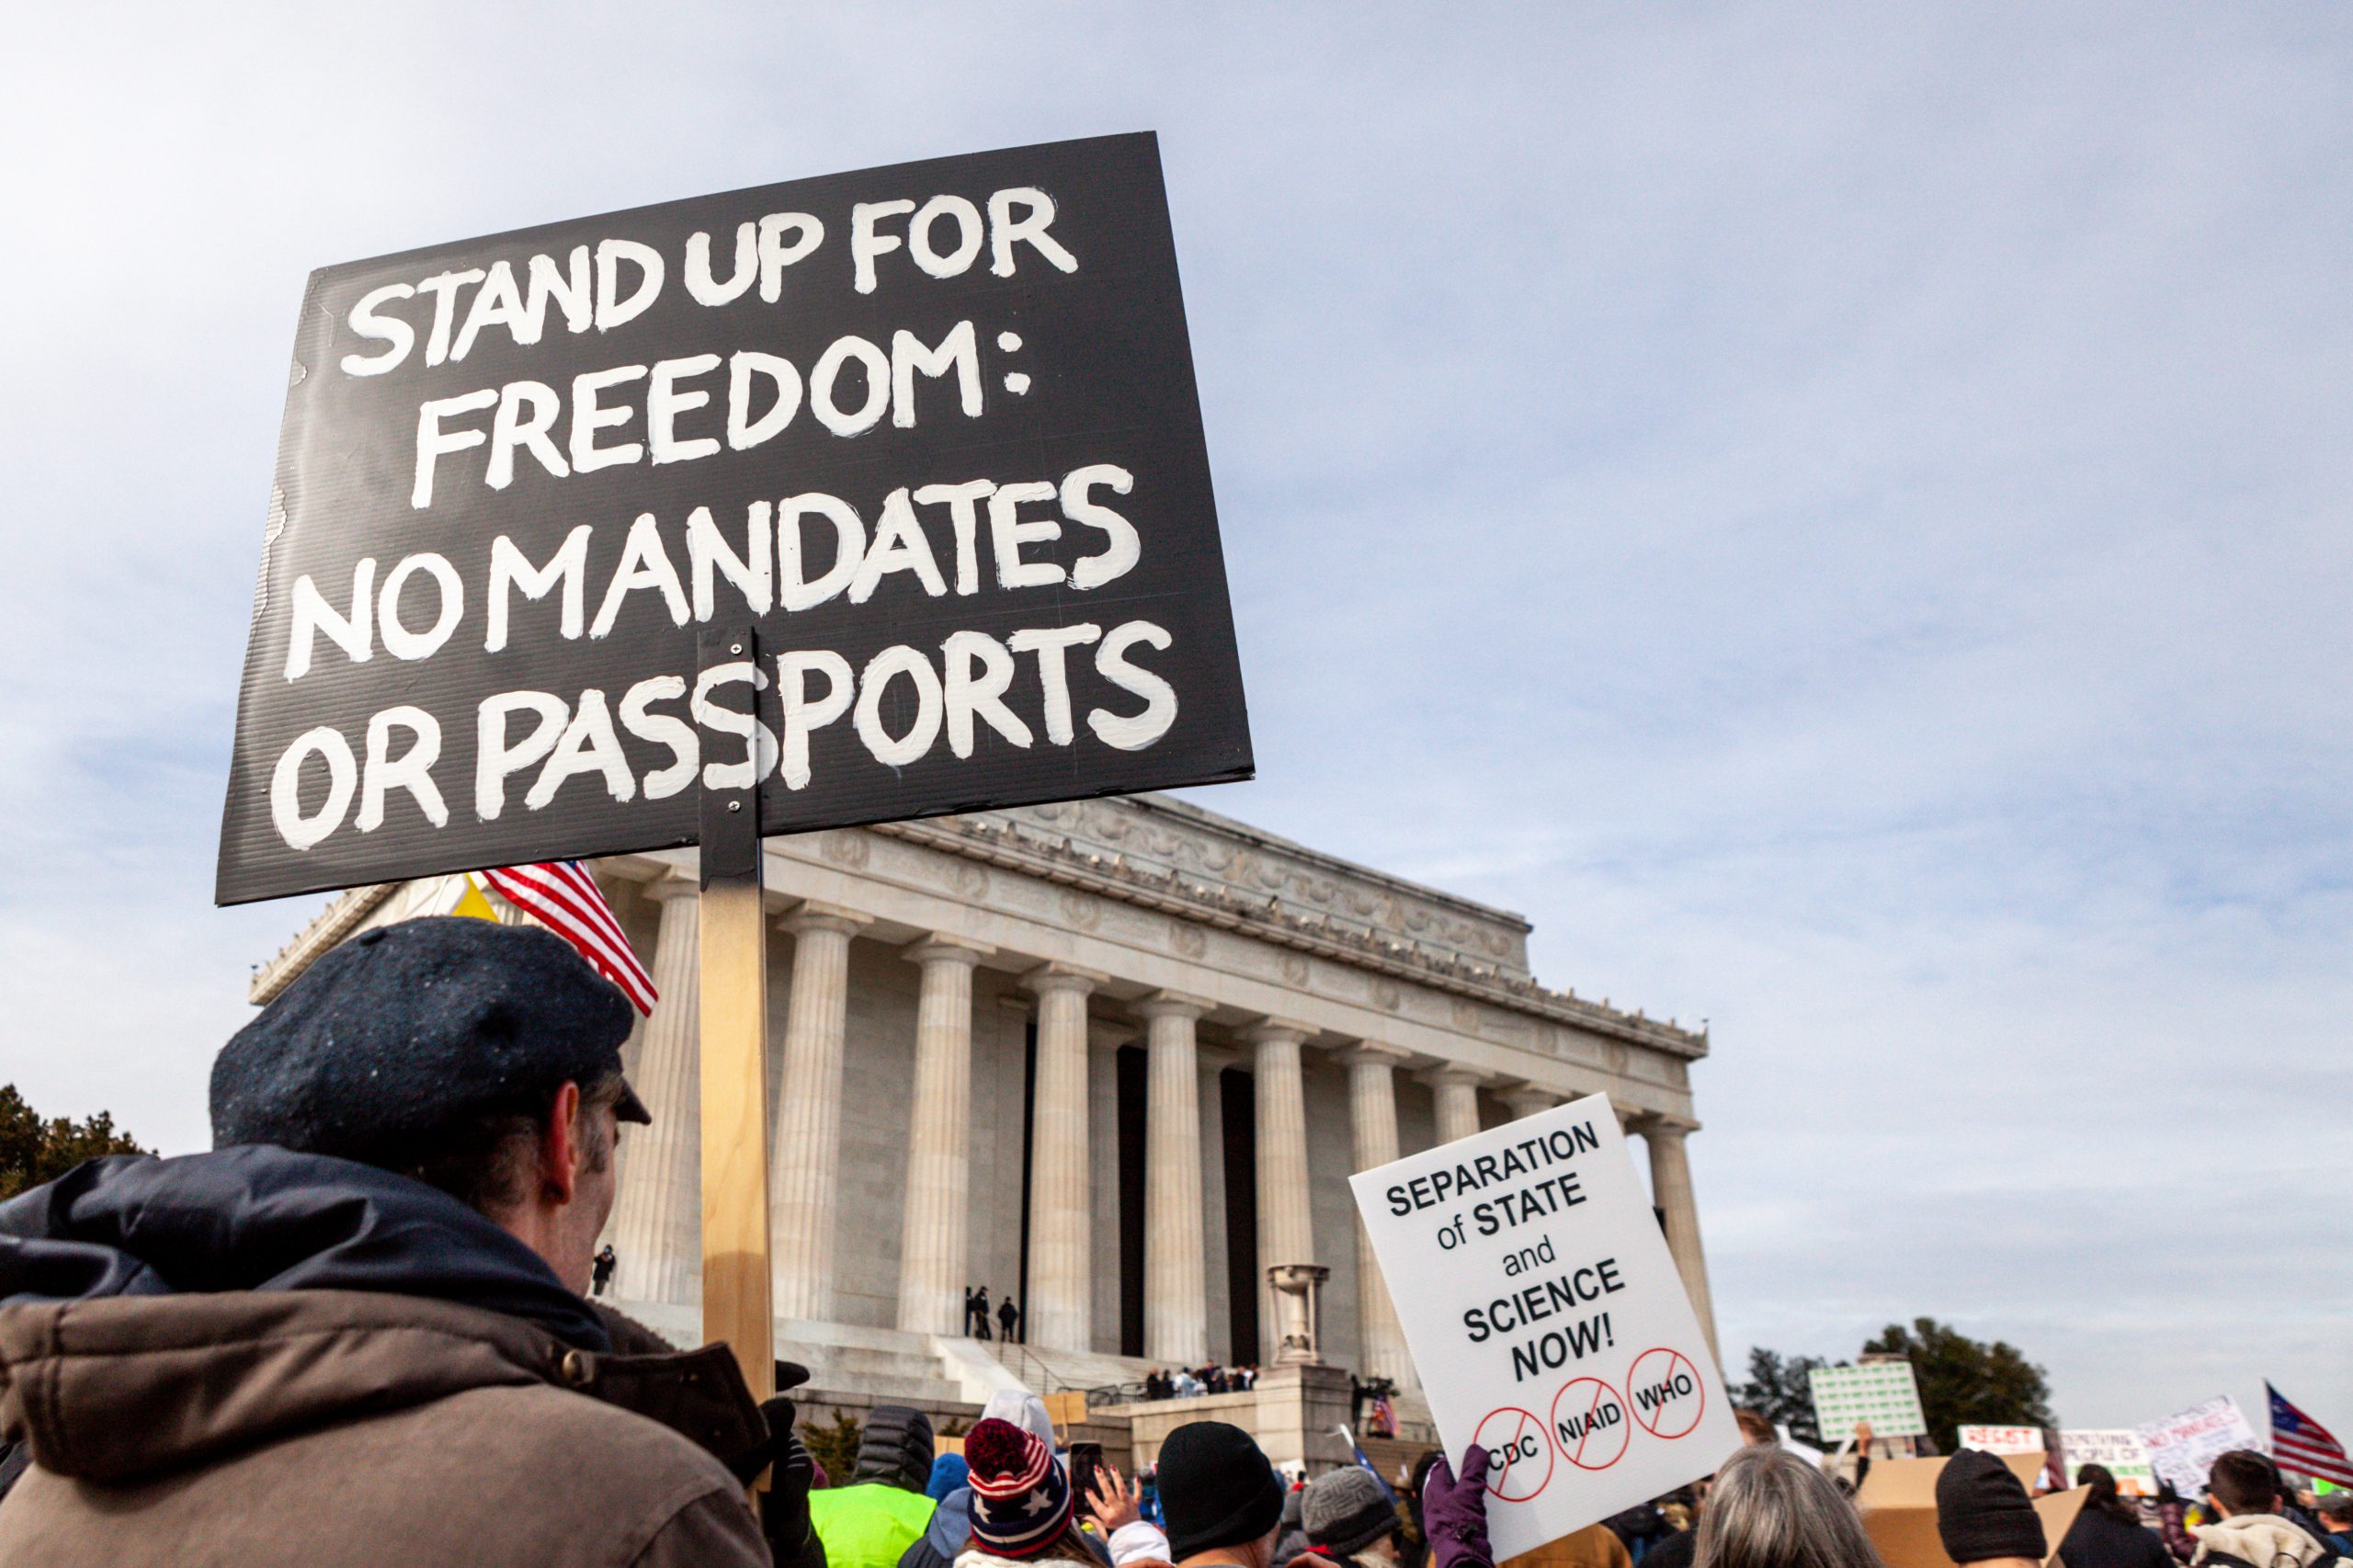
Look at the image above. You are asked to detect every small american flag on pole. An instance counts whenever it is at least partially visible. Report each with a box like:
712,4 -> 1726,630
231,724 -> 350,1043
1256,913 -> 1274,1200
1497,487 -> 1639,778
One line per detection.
479,862 -> 659,1015
2267,1382 -> 2353,1489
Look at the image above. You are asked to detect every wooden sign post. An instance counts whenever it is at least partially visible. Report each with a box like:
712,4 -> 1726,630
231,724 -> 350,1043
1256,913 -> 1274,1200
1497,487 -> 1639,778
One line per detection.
697,625 -> 773,1402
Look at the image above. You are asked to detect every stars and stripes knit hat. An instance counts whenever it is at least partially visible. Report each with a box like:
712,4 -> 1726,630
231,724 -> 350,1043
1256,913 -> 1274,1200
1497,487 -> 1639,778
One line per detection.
964,1417 -> 1074,1558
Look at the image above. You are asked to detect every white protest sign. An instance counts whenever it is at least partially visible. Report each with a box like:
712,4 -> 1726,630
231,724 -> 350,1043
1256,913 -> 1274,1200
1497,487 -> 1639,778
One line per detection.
2061,1430 -> 2158,1497
2137,1397 -> 2264,1496
1959,1426 -> 2050,1454
1350,1096 -> 1738,1561
1810,1361 -> 1928,1440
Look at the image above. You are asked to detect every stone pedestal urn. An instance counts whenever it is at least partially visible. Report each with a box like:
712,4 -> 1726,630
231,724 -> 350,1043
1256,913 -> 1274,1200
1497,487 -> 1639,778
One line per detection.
1267,1263 -> 1331,1366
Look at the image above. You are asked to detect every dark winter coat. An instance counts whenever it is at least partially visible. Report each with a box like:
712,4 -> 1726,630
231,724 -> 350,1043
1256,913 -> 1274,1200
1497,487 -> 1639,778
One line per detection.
856,1405 -> 940,1493
1640,1529 -> 1696,1568
0,1147 -> 771,1566
1607,1506 -> 1672,1565
2061,1508 -> 2177,1568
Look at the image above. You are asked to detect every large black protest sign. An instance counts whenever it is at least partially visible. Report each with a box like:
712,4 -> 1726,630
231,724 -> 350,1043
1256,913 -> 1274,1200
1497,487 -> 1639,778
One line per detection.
217,132 -> 1252,904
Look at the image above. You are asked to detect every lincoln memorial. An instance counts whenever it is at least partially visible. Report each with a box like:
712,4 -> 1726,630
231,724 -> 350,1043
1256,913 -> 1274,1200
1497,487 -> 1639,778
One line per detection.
253,793 -> 1717,1449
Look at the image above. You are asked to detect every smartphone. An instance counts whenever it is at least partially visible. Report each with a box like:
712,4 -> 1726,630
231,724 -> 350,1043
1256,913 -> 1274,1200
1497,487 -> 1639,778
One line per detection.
1068,1440 -> 1104,1507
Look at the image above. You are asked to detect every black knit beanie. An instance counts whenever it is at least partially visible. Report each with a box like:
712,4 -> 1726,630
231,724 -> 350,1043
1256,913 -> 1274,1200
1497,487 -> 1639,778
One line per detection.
1937,1449 -> 2048,1564
1160,1421 -> 1287,1561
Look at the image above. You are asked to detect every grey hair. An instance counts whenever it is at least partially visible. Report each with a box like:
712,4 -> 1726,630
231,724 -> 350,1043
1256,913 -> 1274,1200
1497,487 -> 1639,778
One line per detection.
1696,1445 -> 1888,1568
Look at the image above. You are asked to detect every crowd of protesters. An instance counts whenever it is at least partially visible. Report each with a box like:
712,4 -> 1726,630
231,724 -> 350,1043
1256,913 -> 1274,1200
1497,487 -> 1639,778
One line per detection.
0,915 -> 2341,1568
799,1385 -> 2348,1568
1142,1364 -> 1263,1399
794,1390 -> 1501,1568
1468,1411 -> 2351,1568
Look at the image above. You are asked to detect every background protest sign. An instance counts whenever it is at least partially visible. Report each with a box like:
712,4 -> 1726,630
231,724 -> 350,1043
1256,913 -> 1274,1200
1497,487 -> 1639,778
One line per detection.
1958,1427 -> 2063,1494
217,131 -> 1251,904
1958,1426 -> 2049,1454
2059,1430 -> 2157,1497
1856,1455 -> 2087,1568
1810,1361 -> 1929,1441
1350,1096 -> 1737,1561
2136,1397 -> 2263,1497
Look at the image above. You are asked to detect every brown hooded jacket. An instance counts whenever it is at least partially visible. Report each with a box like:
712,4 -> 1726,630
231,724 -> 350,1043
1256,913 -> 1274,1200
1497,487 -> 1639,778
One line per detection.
0,1287 -> 770,1566
0,1148 -> 774,1567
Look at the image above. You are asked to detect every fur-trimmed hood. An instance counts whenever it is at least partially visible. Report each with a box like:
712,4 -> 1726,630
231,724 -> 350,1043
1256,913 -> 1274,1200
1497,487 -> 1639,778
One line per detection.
2192,1514 -> 2333,1568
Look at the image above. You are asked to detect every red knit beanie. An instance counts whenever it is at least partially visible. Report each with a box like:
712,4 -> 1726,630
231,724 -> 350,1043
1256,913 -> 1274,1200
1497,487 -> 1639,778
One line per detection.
964,1417 -> 1074,1558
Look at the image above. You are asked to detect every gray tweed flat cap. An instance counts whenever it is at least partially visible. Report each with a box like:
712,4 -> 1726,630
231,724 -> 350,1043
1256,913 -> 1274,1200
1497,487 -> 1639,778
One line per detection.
212,915 -> 650,1159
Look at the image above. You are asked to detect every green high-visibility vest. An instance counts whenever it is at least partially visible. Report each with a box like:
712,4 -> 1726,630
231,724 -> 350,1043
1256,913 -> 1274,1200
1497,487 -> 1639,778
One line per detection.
810,1483 -> 940,1568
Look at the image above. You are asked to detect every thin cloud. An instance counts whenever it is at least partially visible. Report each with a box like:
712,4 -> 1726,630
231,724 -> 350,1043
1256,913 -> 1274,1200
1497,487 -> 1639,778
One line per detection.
1,2 -> 2345,1427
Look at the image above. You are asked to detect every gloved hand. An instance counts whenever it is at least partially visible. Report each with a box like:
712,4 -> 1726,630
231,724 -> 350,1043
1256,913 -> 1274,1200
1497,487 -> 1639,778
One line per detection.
1421,1446 -> 1495,1568
753,1397 -> 826,1568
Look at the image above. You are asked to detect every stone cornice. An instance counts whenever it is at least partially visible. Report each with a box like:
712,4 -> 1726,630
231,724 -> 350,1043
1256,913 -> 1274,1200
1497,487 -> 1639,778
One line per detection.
1003,796 -> 1535,974
242,804 -> 1709,1062
1047,794 -> 1532,935
248,883 -> 396,1005
866,812 -> 1709,1059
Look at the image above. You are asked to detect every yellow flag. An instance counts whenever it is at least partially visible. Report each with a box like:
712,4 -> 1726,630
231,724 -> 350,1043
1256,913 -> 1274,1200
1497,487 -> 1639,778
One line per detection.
449,875 -> 501,922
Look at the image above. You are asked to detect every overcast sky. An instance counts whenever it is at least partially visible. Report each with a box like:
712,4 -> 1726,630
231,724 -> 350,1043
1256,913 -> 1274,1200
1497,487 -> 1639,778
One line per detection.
4,4 -> 2346,1430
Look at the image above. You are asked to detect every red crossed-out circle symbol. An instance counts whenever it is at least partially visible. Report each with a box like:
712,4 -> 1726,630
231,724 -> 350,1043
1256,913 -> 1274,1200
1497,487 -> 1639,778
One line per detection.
1625,1347 -> 1705,1440
1549,1377 -> 1631,1471
1474,1405 -> 1554,1503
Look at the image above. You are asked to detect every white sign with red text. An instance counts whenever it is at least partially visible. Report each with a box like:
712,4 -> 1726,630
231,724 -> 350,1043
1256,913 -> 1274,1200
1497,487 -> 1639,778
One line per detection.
1959,1426 -> 2050,1454
1350,1096 -> 1739,1561
2137,1398 -> 2264,1496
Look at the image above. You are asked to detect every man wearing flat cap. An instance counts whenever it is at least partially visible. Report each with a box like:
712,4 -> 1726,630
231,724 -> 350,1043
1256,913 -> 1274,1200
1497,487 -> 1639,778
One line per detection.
0,915 -> 819,1567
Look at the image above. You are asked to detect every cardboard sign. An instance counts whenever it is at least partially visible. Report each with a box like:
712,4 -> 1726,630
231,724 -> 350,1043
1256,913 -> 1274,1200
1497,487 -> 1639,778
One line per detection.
217,132 -> 1251,904
1811,1361 -> 1929,1441
2059,1430 -> 2157,1497
2137,1397 -> 2263,1497
1857,1455 -> 2087,1568
1349,1096 -> 1738,1560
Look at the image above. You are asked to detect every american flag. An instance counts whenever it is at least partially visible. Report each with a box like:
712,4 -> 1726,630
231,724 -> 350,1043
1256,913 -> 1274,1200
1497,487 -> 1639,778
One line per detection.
2267,1382 -> 2353,1489
478,862 -> 659,1015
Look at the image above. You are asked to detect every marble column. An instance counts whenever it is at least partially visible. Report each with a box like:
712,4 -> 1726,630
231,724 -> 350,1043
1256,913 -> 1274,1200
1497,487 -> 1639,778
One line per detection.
1249,1018 -> 1317,1346
1340,1043 -> 1415,1390
1087,1018 -> 1131,1352
608,874 -> 701,1304
896,935 -> 993,1336
769,901 -> 870,1322
1643,1115 -> 1721,1360
1137,990 -> 1211,1365
1500,1084 -> 1559,1120
1421,1064 -> 1488,1144
1025,963 -> 1103,1352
